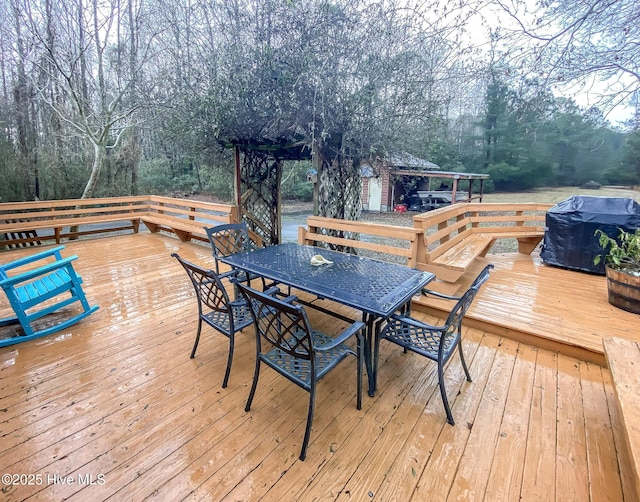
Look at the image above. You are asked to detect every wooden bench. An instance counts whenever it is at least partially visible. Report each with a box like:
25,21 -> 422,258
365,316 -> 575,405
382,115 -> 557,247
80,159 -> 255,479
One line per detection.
1,197 -> 149,246
1,196 -> 238,248
414,203 -> 550,283
298,215 -> 424,267
298,205 -> 550,284
142,196 -> 261,244
603,336 -> 640,501
430,232 -> 495,272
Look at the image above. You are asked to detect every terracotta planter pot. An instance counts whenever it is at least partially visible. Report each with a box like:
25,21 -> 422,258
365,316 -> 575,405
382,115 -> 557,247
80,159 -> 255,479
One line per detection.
606,265 -> 640,315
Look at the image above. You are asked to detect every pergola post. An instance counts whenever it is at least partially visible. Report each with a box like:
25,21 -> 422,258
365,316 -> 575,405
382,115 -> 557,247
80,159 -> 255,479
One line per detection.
312,143 -> 321,217
233,146 -> 242,221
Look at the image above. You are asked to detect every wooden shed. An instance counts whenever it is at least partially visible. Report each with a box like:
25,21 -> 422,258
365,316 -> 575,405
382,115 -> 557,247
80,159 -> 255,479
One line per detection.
361,153 -> 489,212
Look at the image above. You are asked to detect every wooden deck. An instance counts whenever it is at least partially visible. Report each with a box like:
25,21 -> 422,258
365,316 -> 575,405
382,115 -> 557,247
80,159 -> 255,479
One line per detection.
0,233 -> 636,501
416,252 -> 640,367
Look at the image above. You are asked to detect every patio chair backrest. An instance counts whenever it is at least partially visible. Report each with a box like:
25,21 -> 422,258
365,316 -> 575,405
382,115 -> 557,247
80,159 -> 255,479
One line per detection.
171,253 -> 231,315
205,223 -> 252,274
468,263 -> 494,291
440,264 -> 493,351
238,283 -> 314,361
440,288 -> 478,348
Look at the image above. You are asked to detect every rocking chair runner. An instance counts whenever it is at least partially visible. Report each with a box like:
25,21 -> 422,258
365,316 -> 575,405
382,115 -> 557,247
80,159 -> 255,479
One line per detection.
375,264 -> 494,425
237,282 -> 364,461
0,246 -> 98,347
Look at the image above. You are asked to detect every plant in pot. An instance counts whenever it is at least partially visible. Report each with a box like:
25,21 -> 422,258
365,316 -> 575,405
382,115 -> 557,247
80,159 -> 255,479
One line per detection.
594,228 -> 640,314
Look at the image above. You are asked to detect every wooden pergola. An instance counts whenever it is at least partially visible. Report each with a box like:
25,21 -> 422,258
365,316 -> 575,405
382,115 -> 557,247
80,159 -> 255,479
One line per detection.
229,138 -> 361,244
228,139 -> 312,246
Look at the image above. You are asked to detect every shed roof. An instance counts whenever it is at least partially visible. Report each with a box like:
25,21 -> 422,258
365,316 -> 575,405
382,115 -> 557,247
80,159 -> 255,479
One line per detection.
386,152 -> 441,170
390,169 -> 490,180
361,152 -> 441,171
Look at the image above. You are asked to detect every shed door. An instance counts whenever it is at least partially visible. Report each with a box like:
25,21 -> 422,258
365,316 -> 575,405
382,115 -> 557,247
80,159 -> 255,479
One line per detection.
368,177 -> 382,212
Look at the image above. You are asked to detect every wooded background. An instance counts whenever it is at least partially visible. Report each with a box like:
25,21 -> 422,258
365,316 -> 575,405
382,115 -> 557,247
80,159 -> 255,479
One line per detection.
1,0 -> 638,204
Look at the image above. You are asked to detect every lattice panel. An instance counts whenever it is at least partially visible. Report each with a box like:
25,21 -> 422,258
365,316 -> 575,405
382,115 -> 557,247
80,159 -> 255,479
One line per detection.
318,157 -> 362,220
317,157 -> 362,252
240,151 -> 281,245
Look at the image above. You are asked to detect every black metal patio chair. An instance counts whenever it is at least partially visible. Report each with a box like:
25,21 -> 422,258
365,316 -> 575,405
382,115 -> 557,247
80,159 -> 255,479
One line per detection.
237,282 -> 365,461
204,223 -> 265,287
172,252 -> 268,388
375,264 -> 493,425
205,223 -> 255,275
205,222 -> 286,295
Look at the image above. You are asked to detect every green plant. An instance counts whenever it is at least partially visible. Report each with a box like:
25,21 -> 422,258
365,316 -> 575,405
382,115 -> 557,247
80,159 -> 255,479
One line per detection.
594,228 -> 640,275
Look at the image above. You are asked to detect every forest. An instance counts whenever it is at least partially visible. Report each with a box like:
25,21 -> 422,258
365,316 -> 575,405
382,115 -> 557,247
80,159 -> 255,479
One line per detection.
1,0 -> 638,204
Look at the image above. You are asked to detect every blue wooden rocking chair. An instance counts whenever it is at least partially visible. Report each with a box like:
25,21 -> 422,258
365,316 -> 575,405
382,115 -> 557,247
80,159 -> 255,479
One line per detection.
0,246 -> 98,347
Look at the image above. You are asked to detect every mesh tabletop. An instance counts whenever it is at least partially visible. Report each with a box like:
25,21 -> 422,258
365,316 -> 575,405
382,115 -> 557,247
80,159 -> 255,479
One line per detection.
221,243 -> 434,317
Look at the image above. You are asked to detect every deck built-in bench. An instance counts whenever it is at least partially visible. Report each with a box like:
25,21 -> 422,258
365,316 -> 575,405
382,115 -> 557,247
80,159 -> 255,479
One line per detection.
5,199 -> 550,285
603,336 -> 640,502
298,215 -> 424,267
1,196 -> 238,248
414,203 -> 550,282
299,203 -> 550,283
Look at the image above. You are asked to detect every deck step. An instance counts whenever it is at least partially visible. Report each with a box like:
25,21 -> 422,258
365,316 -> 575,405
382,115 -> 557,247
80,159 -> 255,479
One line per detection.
603,336 -> 640,502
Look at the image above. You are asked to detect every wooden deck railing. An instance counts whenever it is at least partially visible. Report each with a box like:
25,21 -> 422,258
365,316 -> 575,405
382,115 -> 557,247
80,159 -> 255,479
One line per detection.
298,216 -> 424,267
1,196 -> 239,248
4,198 -> 552,283
299,203 -> 552,283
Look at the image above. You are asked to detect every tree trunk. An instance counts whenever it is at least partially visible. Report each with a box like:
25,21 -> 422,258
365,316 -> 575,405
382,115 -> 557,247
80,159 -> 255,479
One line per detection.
12,0 -> 38,200
81,143 -> 105,199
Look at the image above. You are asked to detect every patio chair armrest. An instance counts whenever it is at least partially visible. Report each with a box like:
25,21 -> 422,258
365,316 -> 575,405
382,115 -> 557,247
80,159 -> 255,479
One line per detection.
421,288 -> 460,301
0,245 -> 66,272
0,256 -> 78,288
315,321 -> 365,351
231,286 -> 297,308
280,294 -> 298,304
263,286 -> 298,303
262,285 -> 280,296
261,285 -> 298,303
389,313 -> 444,332
219,269 -> 239,280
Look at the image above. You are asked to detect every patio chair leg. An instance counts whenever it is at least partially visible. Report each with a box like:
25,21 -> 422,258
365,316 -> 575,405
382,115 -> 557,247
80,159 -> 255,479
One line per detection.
245,360 -> 261,412
372,331 -> 381,397
356,333 -> 363,410
222,335 -> 234,388
190,319 -> 203,359
458,342 -> 472,382
438,361 -> 455,426
300,384 -> 317,461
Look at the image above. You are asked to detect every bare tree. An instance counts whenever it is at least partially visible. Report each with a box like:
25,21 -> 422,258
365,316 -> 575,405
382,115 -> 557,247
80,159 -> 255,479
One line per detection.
10,0 -> 40,199
197,0 -> 478,218
18,0 -> 154,198
493,0 -> 640,114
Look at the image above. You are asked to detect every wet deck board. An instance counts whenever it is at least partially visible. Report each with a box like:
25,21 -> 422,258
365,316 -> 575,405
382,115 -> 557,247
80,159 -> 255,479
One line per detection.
0,233 -> 633,501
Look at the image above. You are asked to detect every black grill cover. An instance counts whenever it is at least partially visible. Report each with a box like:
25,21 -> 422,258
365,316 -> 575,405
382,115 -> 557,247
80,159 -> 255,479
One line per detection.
540,195 -> 640,274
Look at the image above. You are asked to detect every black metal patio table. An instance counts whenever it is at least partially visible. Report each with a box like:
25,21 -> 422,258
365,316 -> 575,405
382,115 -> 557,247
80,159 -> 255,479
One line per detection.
219,243 -> 435,395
